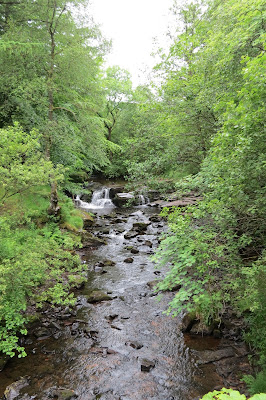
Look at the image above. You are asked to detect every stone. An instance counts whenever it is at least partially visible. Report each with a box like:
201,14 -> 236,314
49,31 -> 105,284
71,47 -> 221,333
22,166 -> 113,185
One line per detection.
132,222 -> 150,232
85,290 -> 113,303
81,232 -> 106,247
102,259 -> 116,267
124,257 -> 134,263
4,377 -> 29,400
124,230 -> 138,240
70,274 -> 86,289
213,328 -> 223,338
147,280 -> 160,290
180,312 -> 197,332
190,321 -> 215,335
196,347 -> 235,365
144,240 -> 152,248
131,248 -> 139,254
149,215 -> 161,222
47,387 -> 78,400
128,341 -> 143,350
33,327 -> 51,338
140,358 -> 155,372
112,192 -> 135,207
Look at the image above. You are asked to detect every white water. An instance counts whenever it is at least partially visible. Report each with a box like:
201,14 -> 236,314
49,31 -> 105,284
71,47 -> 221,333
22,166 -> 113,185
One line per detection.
75,188 -> 114,210
138,194 -> 150,205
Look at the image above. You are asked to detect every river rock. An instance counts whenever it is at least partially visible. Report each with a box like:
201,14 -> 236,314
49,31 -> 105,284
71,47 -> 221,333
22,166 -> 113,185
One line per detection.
147,280 -> 160,289
190,321 -> 215,335
70,274 -> 86,289
116,227 -> 125,233
46,387 -> 78,400
85,290 -> 113,303
4,377 -> 29,400
81,231 -> 107,247
195,347 -> 235,365
124,230 -> 138,239
112,192 -> 134,207
124,257 -> 134,263
133,222 -> 150,233
34,326 -> 51,338
149,215 -> 162,222
144,240 -> 153,248
131,248 -> 139,254
128,341 -> 143,350
180,312 -> 197,332
140,358 -> 155,372
97,259 -> 116,267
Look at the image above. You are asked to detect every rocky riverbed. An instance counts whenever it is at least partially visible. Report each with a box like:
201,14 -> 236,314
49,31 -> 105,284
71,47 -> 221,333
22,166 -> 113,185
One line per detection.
0,201 -> 252,400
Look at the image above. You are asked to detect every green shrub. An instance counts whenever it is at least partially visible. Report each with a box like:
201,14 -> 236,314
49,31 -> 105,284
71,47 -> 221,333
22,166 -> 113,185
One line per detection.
200,388 -> 266,399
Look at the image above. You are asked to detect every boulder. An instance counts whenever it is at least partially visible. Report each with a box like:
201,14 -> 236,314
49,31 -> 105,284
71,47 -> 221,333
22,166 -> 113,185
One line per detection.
112,193 -> 134,208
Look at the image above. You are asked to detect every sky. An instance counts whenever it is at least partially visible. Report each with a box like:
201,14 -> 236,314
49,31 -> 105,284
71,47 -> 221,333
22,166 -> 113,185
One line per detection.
90,0 -> 174,86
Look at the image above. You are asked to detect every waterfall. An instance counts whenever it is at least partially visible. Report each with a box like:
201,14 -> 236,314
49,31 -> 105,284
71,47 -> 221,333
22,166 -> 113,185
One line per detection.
137,194 -> 150,206
75,187 -> 114,210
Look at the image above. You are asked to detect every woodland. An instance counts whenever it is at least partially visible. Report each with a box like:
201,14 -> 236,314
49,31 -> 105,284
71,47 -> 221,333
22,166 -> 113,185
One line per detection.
0,0 -> 265,397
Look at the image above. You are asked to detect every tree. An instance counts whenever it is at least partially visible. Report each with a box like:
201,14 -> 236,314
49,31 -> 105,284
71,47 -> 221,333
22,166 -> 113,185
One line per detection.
99,66 -> 133,142
0,124 -> 56,203
0,0 -> 111,178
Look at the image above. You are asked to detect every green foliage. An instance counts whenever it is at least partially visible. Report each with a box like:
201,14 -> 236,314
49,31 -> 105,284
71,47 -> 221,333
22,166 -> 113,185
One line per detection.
0,213 -> 82,357
244,371 -> 266,396
0,0 -> 111,176
0,124 -> 57,202
200,388 -> 266,399
152,0 -> 266,378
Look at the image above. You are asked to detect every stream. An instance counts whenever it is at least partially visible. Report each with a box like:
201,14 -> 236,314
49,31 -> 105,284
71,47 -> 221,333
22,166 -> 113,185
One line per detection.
0,186 -> 244,400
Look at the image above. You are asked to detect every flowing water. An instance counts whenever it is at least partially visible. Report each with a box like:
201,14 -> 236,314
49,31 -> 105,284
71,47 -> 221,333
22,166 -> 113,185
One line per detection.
0,187 -> 221,400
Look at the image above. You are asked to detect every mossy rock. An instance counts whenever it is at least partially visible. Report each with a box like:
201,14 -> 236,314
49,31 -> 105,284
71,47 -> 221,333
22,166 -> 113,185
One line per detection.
81,231 -> 107,247
85,290 -> 113,303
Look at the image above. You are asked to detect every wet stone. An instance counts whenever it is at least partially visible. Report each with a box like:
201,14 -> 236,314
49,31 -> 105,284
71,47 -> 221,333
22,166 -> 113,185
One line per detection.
144,240 -> 153,247
131,248 -> 139,254
128,341 -> 143,350
140,358 -> 156,372
4,377 -> 29,400
85,290 -> 113,303
33,327 -> 51,338
124,230 -> 138,240
124,257 -> 134,263
132,222 -> 150,232
196,347 -> 235,365
46,387 -> 78,400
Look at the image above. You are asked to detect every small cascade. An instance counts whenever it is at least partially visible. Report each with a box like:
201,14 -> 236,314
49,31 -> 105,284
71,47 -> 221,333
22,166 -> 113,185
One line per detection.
137,194 -> 150,206
75,187 -> 114,210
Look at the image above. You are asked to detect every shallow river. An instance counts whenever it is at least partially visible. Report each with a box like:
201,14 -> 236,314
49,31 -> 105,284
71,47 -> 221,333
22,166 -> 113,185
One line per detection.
0,201 -> 222,400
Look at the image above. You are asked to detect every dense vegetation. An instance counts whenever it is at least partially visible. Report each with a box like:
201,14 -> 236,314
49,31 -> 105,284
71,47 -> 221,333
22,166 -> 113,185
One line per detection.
0,0 -> 265,396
